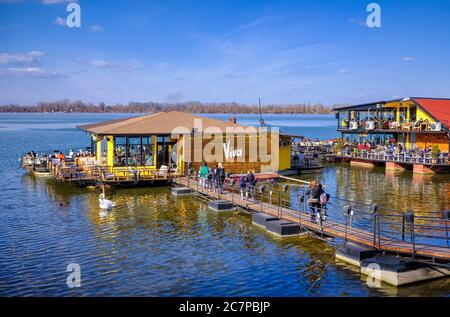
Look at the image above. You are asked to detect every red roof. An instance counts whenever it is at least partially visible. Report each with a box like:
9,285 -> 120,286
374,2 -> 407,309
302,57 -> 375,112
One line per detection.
413,98 -> 450,130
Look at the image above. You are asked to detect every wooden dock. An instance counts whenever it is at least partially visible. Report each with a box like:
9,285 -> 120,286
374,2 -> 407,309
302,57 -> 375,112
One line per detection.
174,176 -> 450,263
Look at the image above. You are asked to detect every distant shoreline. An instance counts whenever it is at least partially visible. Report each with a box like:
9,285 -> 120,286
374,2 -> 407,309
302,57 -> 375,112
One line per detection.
0,100 -> 339,114
0,110 -> 335,114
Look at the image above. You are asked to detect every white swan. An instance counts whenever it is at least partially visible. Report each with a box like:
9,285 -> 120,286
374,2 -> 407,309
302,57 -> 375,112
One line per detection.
99,193 -> 116,210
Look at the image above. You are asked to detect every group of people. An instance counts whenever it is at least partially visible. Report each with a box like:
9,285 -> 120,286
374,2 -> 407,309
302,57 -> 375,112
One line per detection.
342,141 -> 449,163
198,162 -> 226,193
343,116 -> 434,132
239,170 -> 256,200
194,163 -> 258,199
194,162 -> 329,223
291,138 -> 335,152
51,149 -> 96,166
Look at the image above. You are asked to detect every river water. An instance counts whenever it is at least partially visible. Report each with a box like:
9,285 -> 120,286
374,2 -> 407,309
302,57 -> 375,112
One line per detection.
0,113 -> 448,296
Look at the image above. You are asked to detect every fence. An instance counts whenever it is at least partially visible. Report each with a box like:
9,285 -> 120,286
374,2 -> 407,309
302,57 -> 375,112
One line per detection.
175,173 -> 450,261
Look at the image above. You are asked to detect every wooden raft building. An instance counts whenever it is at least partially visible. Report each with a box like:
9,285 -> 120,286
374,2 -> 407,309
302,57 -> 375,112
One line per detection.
44,111 -> 293,185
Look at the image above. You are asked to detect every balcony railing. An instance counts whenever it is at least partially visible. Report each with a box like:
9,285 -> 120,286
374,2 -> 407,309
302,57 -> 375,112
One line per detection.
339,120 -> 443,132
339,149 -> 450,165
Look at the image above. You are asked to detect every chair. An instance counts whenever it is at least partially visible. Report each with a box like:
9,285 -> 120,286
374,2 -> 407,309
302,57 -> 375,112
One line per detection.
402,123 -> 412,131
349,121 -> 358,130
156,165 -> 169,178
390,122 -> 400,130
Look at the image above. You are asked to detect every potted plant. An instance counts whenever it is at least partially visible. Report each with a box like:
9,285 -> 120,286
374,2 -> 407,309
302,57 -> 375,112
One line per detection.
335,138 -> 344,156
431,144 -> 440,164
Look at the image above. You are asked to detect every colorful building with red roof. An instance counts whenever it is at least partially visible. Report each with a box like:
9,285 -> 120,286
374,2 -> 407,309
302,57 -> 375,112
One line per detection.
334,97 -> 450,152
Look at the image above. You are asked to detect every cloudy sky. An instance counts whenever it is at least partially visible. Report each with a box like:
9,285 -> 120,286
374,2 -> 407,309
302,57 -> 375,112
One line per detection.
0,0 -> 449,105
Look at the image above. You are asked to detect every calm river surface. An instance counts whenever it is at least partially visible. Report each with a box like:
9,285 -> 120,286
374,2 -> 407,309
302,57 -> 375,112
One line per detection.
0,113 -> 449,296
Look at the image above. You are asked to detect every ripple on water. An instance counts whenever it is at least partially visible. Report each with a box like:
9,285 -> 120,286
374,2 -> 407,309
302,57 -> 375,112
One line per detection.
1,114 -> 450,296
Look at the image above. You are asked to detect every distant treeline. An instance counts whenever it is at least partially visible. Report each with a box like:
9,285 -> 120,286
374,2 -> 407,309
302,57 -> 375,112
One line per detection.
0,100 -> 341,114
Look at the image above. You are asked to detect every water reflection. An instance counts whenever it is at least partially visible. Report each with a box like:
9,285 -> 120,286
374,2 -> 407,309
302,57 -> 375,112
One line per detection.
298,163 -> 450,215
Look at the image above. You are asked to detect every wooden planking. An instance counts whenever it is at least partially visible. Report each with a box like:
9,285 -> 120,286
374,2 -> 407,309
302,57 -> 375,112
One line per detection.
176,177 -> 450,261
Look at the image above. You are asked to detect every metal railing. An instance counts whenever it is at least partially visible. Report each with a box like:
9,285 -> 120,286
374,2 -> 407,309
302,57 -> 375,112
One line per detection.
174,173 -> 450,260
338,120 -> 445,132
339,149 -> 449,165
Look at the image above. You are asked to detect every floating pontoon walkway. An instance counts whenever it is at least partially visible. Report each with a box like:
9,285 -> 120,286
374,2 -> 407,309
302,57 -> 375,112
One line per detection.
173,176 -> 450,263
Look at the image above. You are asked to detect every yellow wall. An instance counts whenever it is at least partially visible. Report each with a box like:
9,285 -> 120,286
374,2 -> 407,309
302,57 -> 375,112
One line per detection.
278,145 -> 291,171
96,137 -> 102,161
385,101 -> 435,123
416,108 -> 434,122
107,136 -> 114,166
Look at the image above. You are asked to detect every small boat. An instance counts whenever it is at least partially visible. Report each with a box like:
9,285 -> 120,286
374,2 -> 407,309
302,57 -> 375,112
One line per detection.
21,152 -> 51,176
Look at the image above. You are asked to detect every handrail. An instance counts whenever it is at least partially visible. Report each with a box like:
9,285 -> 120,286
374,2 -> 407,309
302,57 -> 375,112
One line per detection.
278,175 -> 311,185
339,150 -> 449,165
176,174 -> 450,259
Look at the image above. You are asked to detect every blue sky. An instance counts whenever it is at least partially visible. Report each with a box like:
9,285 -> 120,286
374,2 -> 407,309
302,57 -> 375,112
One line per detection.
0,0 -> 449,105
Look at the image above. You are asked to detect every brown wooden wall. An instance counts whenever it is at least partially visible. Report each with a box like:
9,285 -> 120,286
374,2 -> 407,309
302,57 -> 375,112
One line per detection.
179,132 -> 280,174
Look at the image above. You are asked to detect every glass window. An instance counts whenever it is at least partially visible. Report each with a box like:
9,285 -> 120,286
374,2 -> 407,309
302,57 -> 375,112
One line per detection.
142,136 -> 154,166
114,137 -> 127,167
127,137 -> 141,166
157,136 -> 169,143
100,138 -> 108,160
410,106 -> 417,122
338,111 -> 349,129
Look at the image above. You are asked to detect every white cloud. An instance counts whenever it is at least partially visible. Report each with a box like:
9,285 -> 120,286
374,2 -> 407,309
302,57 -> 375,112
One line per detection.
42,0 -> 74,4
402,56 -> 415,61
54,17 -> 66,26
89,25 -> 103,32
2,67 -> 62,78
0,51 -> 44,66
77,58 -> 138,71
89,60 -> 118,68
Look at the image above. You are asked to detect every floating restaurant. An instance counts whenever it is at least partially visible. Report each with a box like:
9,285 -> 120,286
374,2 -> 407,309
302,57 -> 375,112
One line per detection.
334,97 -> 450,173
37,111 -> 293,185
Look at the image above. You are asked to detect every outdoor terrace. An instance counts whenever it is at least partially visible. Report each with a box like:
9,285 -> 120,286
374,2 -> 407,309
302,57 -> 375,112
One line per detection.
338,119 -> 444,133
48,158 -> 178,184
338,148 -> 450,166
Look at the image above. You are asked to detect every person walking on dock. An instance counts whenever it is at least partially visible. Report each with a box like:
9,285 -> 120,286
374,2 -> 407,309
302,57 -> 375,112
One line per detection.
239,176 -> 246,200
306,180 -> 323,222
246,170 -> 256,201
207,167 -> 214,191
217,163 -> 225,194
199,162 -> 209,190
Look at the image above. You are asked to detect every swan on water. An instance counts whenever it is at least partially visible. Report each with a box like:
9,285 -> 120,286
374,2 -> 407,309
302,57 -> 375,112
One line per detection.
99,193 -> 116,210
